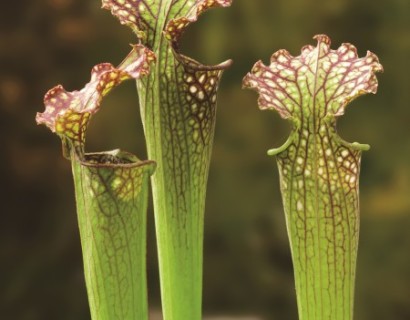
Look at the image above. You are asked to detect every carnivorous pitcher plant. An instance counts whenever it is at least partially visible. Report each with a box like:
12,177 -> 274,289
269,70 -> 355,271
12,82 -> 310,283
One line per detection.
243,34 -> 383,320
102,1 -> 233,319
36,46 -> 156,320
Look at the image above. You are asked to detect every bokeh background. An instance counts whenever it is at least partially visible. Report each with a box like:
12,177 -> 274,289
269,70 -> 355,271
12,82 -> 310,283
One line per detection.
1,0 -> 409,319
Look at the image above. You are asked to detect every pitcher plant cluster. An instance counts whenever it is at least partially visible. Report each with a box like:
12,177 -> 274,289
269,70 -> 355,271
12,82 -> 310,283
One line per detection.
36,0 -> 382,319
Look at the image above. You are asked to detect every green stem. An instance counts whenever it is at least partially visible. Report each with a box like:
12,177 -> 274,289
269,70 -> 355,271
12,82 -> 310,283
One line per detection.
71,150 -> 155,320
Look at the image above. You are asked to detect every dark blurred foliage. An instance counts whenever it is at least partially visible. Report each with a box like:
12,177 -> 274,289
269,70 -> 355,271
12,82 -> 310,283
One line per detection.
0,0 -> 409,319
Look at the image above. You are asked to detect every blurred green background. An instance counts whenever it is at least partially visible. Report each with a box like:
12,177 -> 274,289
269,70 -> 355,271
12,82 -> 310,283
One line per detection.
1,0 -> 409,319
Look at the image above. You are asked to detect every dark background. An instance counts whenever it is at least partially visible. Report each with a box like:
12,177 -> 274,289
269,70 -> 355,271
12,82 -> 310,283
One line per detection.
1,0 -> 409,319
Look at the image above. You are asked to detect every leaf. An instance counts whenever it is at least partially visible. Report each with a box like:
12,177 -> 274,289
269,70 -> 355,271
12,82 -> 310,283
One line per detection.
103,1 -> 233,319
102,0 -> 232,47
36,45 -> 156,320
164,0 -> 233,45
243,34 -> 383,120
243,35 -> 383,320
36,44 -> 155,156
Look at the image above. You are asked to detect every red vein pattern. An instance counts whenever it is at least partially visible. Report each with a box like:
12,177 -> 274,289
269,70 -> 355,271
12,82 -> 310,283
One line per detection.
244,34 -> 382,119
103,0 -> 232,48
36,45 -> 155,155
165,0 -> 232,45
243,35 -> 383,320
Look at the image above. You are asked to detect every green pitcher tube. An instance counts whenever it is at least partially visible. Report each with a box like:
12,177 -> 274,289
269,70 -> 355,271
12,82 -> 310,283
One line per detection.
71,151 -> 155,320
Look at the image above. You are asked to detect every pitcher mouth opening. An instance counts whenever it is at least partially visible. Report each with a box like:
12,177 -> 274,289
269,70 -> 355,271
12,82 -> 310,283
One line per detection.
76,149 -> 156,172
